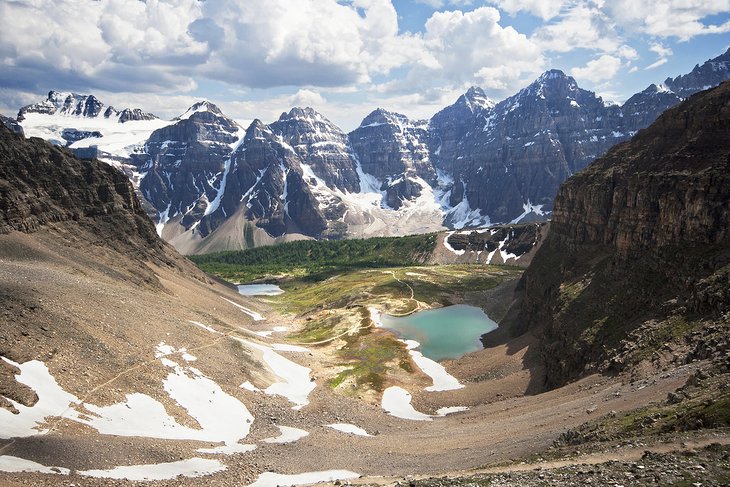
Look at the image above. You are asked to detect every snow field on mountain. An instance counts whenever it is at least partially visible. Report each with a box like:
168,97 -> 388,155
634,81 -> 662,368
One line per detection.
20,112 -> 172,157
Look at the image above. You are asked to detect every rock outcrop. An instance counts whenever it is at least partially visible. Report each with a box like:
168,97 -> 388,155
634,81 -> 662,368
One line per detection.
507,81 -> 730,388
0,124 -> 165,260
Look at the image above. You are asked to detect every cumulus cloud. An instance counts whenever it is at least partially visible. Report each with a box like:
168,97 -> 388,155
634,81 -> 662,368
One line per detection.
0,0 -> 206,94
604,0 -> 730,40
487,0 -> 567,20
420,7 -> 544,90
570,54 -> 622,83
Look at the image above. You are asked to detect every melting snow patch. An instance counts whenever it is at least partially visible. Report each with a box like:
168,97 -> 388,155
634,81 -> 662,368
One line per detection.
443,232 -> 465,255
188,320 -> 222,334
326,423 -> 372,437
222,297 -> 265,321
262,425 -> 309,444
0,357 -> 79,438
197,443 -> 256,455
234,339 -> 315,410
247,470 -> 360,487
399,340 -> 464,392
78,458 -> 226,481
369,307 -> 384,327
240,381 -> 259,392
435,406 -> 469,417
381,387 -> 432,421
0,456 -> 70,475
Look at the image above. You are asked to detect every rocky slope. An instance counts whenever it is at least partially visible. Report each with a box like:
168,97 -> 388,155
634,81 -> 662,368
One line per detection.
506,81 -> 730,389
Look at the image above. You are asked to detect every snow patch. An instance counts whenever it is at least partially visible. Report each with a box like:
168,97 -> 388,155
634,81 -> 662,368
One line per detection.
0,456 -> 69,475
262,425 -> 309,444
326,423 -> 372,437
399,340 -> 464,392
247,470 -> 361,487
222,297 -> 265,321
381,386 -> 432,421
234,339 -> 315,410
78,458 -> 226,481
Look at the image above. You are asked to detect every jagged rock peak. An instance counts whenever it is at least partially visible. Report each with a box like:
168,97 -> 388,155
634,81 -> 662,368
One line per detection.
177,100 -> 224,120
459,86 -> 495,111
18,91 -> 105,121
17,90 -> 159,123
278,106 -> 327,122
359,108 -> 413,128
118,107 -> 158,123
664,47 -> 730,98
531,69 -> 579,92
243,119 -> 271,139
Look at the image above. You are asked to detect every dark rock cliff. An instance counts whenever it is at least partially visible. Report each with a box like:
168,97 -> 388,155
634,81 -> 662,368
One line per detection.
507,81 -> 730,389
0,125 -> 167,260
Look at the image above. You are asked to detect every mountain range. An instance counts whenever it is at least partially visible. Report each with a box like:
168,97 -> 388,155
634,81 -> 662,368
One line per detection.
6,48 -> 730,254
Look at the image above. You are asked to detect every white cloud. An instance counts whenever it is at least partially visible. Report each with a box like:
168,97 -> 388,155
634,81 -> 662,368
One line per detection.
570,54 -> 622,83
487,0 -> 567,20
415,0 -> 474,8
649,43 -> 673,58
605,0 -> 730,40
289,89 -> 327,108
644,42 -> 673,70
533,4 -> 621,54
420,7 -> 544,90
645,58 -> 669,70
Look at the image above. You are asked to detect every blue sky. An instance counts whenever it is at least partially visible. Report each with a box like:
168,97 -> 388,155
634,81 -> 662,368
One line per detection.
0,0 -> 728,131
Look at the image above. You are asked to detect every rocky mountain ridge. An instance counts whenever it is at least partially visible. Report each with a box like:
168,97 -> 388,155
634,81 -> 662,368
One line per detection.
11,48 -> 730,253
17,90 -> 158,123
504,80 -> 730,388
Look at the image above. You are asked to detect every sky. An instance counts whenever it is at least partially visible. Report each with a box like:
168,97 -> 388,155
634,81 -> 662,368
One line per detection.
0,0 -> 728,131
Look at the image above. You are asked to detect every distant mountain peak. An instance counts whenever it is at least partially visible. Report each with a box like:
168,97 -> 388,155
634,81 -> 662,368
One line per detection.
177,100 -> 223,120
459,86 -> 495,112
360,108 -> 411,128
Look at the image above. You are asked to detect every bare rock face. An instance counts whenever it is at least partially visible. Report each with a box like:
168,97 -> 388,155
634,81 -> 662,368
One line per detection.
0,114 -> 24,137
664,47 -> 730,98
445,70 -> 630,223
0,124 -> 164,260
508,81 -> 730,389
270,107 -> 360,193
349,109 -> 434,209
197,119 -> 329,239
133,101 -> 242,235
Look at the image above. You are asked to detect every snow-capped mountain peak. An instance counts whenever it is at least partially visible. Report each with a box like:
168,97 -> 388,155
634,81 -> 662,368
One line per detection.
460,86 -> 495,113
176,100 -> 224,120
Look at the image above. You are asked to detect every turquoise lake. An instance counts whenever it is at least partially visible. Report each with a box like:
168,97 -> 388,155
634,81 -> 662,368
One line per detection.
380,304 -> 497,361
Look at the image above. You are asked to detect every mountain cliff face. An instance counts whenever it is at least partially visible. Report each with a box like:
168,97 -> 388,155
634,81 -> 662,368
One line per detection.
349,109 -> 434,209
132,101 -> 243,235
0,124 -> 166,260
508,81 -> 730,389
10,49 -> 730,252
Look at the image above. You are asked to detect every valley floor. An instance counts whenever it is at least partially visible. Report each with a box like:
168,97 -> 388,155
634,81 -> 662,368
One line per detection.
1,230 -> 728,486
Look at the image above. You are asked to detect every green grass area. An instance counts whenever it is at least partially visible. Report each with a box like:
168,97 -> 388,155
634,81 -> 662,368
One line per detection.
192,236 -> 524,396
189,234 -> 438,282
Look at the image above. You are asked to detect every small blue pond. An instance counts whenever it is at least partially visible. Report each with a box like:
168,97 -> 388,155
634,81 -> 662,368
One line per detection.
236,284 -> 285,296
380,304 -> 497,361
